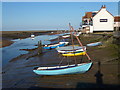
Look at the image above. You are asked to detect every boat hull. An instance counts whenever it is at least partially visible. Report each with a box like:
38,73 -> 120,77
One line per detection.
62,35 -> 70,38
56,46 -> 86,54
59,42 -> 69,45
44,43 -> 65,49
62,52 -> 86,56
87,42 -> 102,46
58,49 -> 83,53
33,62 -> 92,75
44,46 -> 51,49
51,43 -> 65,48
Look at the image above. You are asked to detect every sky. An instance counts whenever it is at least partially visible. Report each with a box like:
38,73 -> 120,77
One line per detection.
1,0 -> 120,2
2,2 -> 119,31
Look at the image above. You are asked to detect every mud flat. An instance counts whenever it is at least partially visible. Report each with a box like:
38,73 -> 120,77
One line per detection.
2,32 -> 120,89
0,30 -> 60,48
0,39 -> 14,48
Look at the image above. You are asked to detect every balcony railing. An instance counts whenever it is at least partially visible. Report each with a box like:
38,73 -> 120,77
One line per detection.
82,21 -> 93,26
82,23 -> 93,26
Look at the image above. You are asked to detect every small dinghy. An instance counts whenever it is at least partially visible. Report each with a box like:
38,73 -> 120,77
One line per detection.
59,42 -> 69,45
56,46 -> 86,54
31,34 -> 35,38
30,34 -> 35,40
87,42 -> 102,46
44,42 -> 69,50
62,35 -> 70,38
62,51 -> 86,56
44,43 -> 65,50
33,62 -> 92,75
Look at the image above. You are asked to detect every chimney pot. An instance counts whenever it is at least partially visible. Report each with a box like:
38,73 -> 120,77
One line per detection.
102,5 -> 106,8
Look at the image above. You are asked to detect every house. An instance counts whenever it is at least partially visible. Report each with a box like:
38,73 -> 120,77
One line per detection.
82,11 -> 97,33
82,5 -> 114,33
114,16 -> 120,31
113,16 -> 120,38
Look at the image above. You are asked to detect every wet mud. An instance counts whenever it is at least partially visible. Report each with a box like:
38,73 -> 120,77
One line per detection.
2,32 -> 120,89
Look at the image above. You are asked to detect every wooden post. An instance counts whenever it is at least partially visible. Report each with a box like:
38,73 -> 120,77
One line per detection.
38,40 -> 42,55
40,40 -> 42,53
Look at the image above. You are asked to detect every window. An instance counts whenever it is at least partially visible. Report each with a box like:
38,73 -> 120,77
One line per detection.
100,19 -> 108,22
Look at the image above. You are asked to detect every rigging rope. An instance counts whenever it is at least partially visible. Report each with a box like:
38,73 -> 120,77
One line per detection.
58,56 -> 66,66
67,55 -> 70,66
70,24 -> 92,61
69,23 -> 77,65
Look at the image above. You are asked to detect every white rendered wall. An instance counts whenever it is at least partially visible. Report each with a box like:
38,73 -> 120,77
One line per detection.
93,8 -> 114,31
114,22 -> 120,27
90,26 -> 93,33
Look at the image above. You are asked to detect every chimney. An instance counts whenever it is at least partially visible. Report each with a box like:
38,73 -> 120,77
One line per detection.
101,5 -> 106,9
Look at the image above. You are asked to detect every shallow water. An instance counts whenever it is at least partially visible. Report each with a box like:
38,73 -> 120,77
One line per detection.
2,34 -> 62,66
2,33 -> 119,89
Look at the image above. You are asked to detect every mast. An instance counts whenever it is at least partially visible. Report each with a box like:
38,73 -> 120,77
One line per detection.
69,23 -> 77,65
70,24 -> 92,61
57,29 -> 60,42
69,23 -> 75,49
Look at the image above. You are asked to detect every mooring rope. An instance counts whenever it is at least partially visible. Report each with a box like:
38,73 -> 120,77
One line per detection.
69,24 -> 92,61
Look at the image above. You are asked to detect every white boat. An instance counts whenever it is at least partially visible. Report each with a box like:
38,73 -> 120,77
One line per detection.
62,35 -> 70,38
43,42 -> 65,49
56,46 -> 86,53
59,42 -> 69,45
87,42 -> 102,46
31,34 -> 35,38
30,34 -> 35,40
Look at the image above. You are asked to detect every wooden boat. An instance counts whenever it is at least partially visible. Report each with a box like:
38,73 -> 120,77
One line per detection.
62,51 -> 86,56
33,62 -> 92,75
56,46 -> 86,54
87,42 -> 102,46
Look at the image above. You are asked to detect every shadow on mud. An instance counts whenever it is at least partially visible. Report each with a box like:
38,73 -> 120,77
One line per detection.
76,61 -> 120,88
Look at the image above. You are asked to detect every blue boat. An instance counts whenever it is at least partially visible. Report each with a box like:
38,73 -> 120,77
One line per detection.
33,62 -> 92,75
87,42 -> 102,46
44,46 -> 51,50
43,43 -> 65,50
